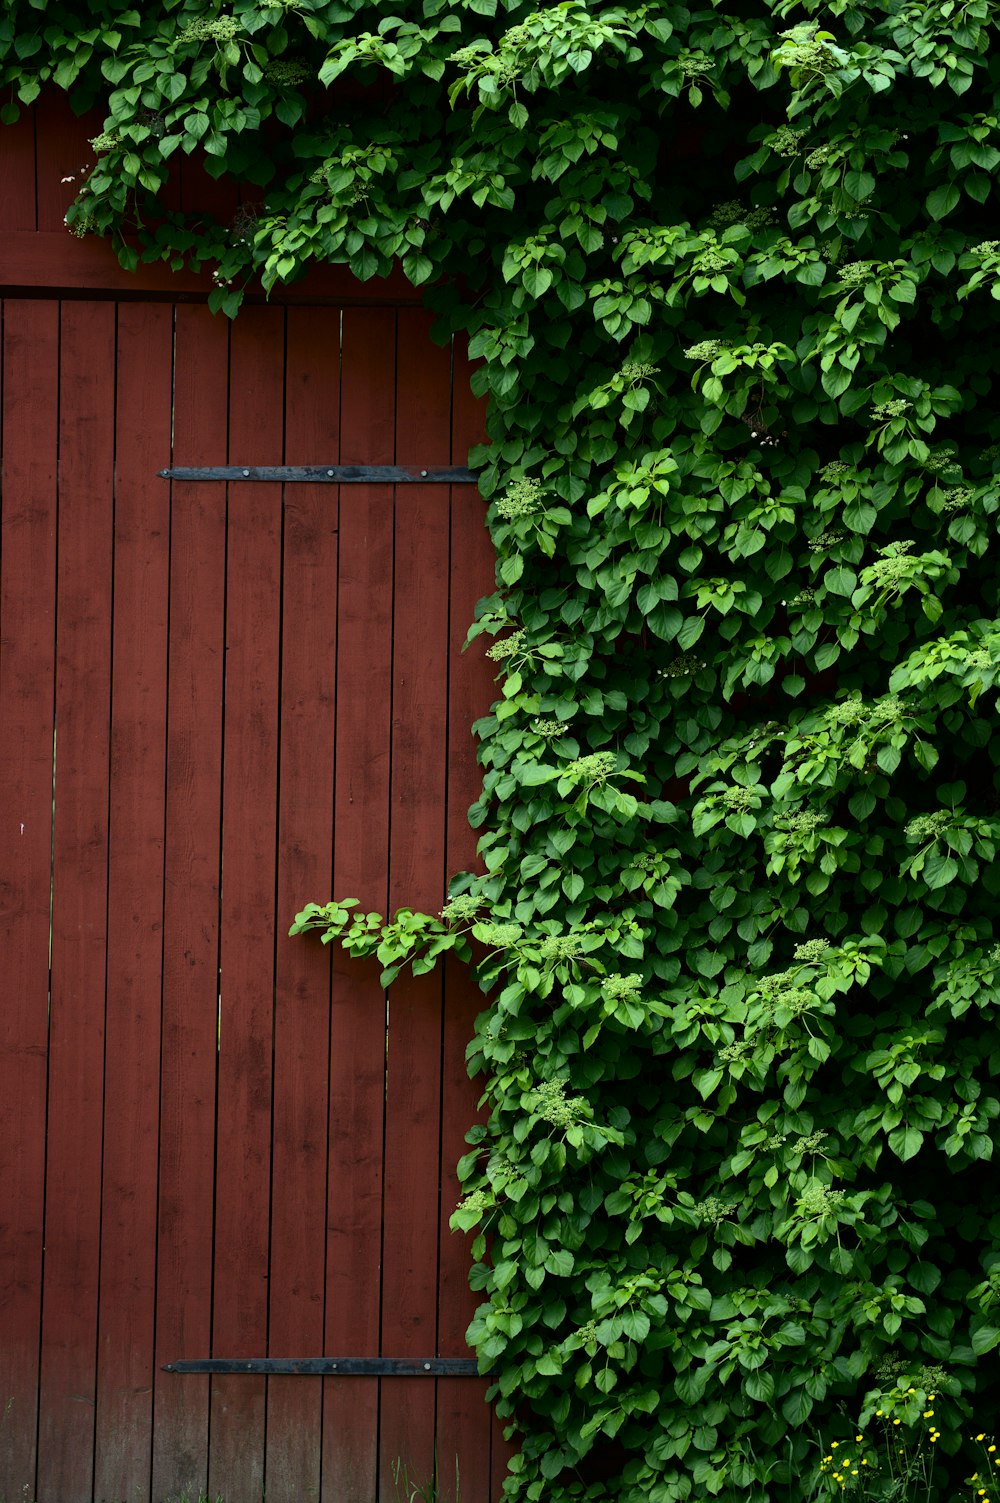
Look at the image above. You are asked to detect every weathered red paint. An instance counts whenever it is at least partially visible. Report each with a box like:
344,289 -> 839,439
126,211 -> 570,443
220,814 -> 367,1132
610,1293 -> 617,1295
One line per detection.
0,97 -> 501,1503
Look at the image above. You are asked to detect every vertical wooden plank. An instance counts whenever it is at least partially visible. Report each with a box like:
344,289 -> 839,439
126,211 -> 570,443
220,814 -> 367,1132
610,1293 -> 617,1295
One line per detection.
378,307 -> 453,1500
34,94 -> 102,233
36,301 -> 115,1503
0,105 -> 38,229
0,299 -> 58,1502
179,153 -> 241,224
265,306 -> 341,1503
436,341 -> 496,1503
321,305 -> 396,1503
151,304 -> 230,1503
93,301 -> 173,1503
208,305 -> 284,1503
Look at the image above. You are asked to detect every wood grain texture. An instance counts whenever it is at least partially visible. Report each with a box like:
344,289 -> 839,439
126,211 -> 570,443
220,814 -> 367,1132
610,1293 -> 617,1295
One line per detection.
320,304 -> 397,1503
0,281 -> 500,1501
0,108 -> 37,230
0,299 -> 58,1503
94,302 -> 173,1503
0,227 -> 426,300
378,307 -> 453,1500
208,306 -> 285,1503
33,95 -> 102,232
36,301 -> 115,1503
151,304 -> 230,1503
265,305 -> 341,1503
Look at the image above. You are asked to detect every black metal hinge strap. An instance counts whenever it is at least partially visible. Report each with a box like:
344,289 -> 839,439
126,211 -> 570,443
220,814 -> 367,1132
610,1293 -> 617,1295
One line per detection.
159,465 -> 477,484
163,1357 -> 488,1376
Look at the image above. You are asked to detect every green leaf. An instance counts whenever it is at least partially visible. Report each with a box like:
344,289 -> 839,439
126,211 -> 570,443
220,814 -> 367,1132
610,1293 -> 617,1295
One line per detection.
889,1125 -> 924,1161
825,565 -> 857,597
923,853 -> 959,889
972,1326 -> 1000,1356
523,266 -> 553,298
926,182 -> 960,220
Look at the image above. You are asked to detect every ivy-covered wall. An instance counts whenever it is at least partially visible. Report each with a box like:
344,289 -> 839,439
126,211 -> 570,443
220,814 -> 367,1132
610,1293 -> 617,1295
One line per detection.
6,0 -> 1000,1498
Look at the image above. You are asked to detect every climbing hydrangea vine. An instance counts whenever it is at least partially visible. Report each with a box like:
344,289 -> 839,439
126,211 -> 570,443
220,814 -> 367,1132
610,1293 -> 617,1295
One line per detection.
7,0 -> 1000,1496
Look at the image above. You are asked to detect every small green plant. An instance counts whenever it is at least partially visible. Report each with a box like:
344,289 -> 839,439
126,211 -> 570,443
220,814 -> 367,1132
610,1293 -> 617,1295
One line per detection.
392,1453 -> 460,1503
161,1492 -> 226,1503
811,1387 -> 1000,1502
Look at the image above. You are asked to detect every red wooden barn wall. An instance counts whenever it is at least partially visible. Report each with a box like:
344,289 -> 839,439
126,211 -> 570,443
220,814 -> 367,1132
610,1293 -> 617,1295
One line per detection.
0,98 -> 512,1503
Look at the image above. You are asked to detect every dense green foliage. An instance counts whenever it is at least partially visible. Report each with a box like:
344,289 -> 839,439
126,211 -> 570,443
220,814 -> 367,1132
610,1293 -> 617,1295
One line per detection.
8,0 -> 1000,1496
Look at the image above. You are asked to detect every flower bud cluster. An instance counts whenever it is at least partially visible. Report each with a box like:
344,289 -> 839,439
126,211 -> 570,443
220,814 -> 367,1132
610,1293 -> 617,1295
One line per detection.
565,751 -> 617,784
771,126 -> 807,156
776,810 -> 825,833
180,15 -> 242,42
794,939 -> 831,962
797,1182 -> 845,1216
456,1187 -> 493,1215
532,1078 -> 588,1128
440,893 -> 482,923
904,811 -> 952,842
264,59 -> 311,85
602,973 -> 644,1000
619,360 -> 659,382
538,932 -> 586,961
684,339 -> 729,361
476,922 -> 523,949
808,529 -> 847,551
697,250 -> 732,273
496,478 -> 543,519
837,260 -> 872,285
487,629 -> 526,661
693,1196 -> 735,1223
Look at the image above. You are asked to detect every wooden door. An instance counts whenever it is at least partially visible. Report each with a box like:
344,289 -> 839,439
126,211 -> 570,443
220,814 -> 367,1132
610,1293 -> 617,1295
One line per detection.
0,295 -> 508,1503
